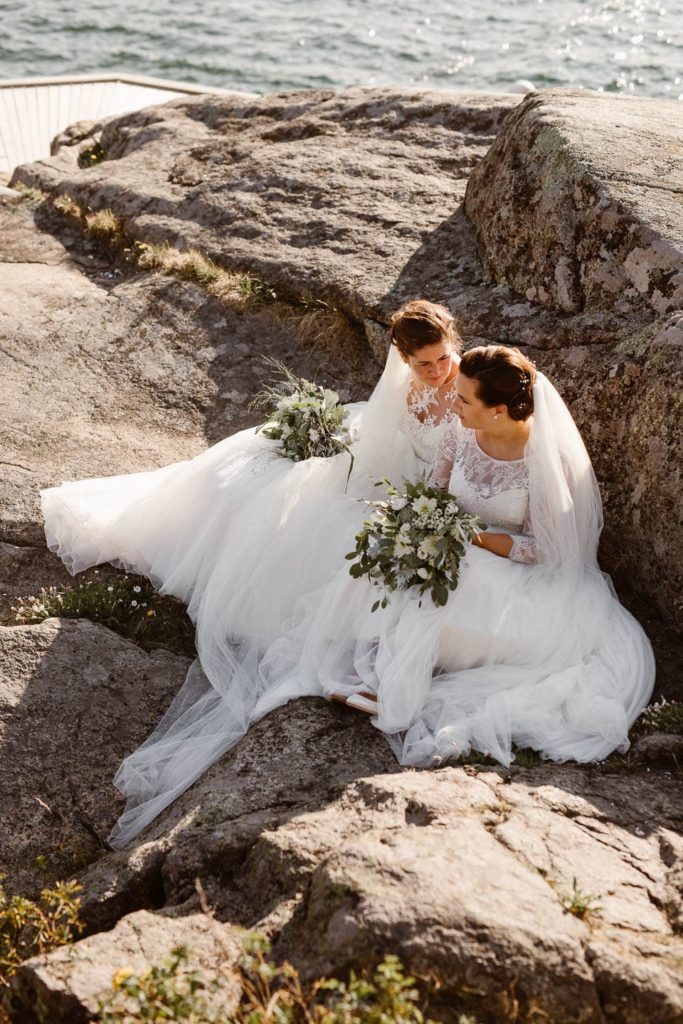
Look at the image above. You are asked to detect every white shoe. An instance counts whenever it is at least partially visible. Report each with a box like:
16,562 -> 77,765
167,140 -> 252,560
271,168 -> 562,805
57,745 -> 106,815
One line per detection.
346,693 -> 378,715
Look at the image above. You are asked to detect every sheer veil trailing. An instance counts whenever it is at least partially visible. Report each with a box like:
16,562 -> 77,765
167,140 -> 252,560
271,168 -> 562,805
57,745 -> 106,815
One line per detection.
107,344 -> 412,849
526,373 -> 603,574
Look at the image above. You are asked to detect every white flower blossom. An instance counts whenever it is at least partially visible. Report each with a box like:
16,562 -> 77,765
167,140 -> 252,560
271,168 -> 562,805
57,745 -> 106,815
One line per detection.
412,495 -> 438,516
390,496 -> 408,511
418,536 -> 440,560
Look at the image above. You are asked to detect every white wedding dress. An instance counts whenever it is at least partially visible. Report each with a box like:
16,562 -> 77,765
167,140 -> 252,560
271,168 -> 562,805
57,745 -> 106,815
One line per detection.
40,346 -> 460,847
260,401 -> 655,770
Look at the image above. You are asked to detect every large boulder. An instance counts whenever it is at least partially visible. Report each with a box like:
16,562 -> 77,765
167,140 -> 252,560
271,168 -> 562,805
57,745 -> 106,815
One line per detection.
0,618 -> 189,895
11,88 -> 519,321
6,909 -> 241,1024
461,89 -> 683,632
9,760 -> 683,1024
464,89 -> 683,316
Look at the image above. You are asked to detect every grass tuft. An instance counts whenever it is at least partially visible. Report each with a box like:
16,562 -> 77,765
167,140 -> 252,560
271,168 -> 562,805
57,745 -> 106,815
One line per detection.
560,877 -> 603,920
12,182 -> 47,202
53,193 -> 84,219
0,875 -> 84,991
97,935 -> 454,1024
633,698 -> 683,737
85,208 -> 123,243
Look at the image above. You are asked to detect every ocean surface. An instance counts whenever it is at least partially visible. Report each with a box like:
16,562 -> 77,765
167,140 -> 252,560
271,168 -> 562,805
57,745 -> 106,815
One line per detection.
1,0 -> 682,99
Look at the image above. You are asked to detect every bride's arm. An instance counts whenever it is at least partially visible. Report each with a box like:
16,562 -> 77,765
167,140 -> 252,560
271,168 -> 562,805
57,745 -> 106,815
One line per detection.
431,421 -> 459,490
473,508 -> 537,563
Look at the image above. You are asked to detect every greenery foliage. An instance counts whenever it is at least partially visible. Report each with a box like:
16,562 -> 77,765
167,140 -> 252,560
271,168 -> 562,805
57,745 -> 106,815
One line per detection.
78,141 -> 106,168
559,877 -> 603,920
634,698 -> 683,736
11,574 -> 196,657
0,875 -> 84,990
347,475 -> 486,610
97,936 -> 455,1024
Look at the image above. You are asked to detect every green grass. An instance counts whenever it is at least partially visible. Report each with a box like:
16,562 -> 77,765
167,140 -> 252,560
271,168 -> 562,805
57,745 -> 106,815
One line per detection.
11,574 -> 196,658
12,182 -> 47,202
559,877 -> 603,921
633,698 -> 683,737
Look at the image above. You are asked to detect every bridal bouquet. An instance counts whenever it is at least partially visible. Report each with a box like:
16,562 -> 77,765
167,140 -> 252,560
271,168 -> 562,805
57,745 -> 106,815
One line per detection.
253,358 -> 353,473
346,475 -> 486,610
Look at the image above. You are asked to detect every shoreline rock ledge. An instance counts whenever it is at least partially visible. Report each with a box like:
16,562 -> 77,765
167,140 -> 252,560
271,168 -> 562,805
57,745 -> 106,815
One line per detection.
1,85 -> 682,1024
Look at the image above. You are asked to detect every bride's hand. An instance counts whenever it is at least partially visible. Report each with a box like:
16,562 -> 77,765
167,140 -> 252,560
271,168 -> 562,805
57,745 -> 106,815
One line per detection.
472,530 -> 514,559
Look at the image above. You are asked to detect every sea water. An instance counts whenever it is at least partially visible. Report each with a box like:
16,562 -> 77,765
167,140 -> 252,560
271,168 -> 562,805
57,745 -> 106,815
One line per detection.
1,0 -> 681,98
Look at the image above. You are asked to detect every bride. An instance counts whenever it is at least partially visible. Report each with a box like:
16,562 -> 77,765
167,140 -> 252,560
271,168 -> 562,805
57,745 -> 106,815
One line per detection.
40,299 -> 464,847
258,344 -> 656,769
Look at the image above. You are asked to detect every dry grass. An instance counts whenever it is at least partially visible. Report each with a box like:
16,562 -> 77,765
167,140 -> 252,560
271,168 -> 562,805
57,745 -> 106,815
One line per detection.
12,181 -> 47,202
85,208 -> 123,243
53,193 -> 83,219
134,241 -> 285,315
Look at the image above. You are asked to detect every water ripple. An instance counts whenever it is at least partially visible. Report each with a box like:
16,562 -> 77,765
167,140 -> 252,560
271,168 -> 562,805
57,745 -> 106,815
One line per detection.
0,0 -> 680,97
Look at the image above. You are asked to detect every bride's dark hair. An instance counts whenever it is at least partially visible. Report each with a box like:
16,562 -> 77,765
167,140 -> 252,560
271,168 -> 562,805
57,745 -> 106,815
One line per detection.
389,299 -> 462,357
459,345 -> 536,421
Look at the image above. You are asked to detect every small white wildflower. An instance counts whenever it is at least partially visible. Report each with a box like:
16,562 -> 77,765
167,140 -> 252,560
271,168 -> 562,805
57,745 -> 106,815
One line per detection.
309,428 -> 320,442
133,585 -> 141,593
417,567 -> 431,579
131,600 -> 138,607
107,586 -> 114,592
390,496 -> 408,511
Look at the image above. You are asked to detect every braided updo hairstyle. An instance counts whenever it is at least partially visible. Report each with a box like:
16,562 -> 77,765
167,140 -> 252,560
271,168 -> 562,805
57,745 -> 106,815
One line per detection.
459,345 -> 536,421
389,299 -> 462,357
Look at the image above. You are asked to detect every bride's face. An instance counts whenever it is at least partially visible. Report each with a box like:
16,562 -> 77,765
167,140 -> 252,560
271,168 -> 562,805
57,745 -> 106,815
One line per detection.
403,340 -> 456,387
454,373 -> 503,429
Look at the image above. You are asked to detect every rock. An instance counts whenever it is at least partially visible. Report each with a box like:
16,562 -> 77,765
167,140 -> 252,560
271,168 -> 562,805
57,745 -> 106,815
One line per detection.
11,88 -> 519,321
464,89 -> 683,316
264,768 -> 683,1022
74,698 -> 397,933
50,759 -> 683,1024
0,618 -> 190,895
0,196 -> 378,548
5,909 -> 241,1024
0,542 -> 76,623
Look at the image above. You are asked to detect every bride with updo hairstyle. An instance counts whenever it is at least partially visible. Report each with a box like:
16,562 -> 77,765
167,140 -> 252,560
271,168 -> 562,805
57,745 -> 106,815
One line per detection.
251,342 -> 655,769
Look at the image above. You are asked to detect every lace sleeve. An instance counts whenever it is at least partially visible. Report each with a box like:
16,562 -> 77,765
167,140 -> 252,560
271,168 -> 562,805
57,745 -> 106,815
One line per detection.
508,503 -> 537,564
431,419 -> 460,491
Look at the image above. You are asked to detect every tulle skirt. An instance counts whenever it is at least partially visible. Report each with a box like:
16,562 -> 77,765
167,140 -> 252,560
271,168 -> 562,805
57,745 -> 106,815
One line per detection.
41,416 -> 367,642
40,417 -> 655,848
257,543 -> 656,769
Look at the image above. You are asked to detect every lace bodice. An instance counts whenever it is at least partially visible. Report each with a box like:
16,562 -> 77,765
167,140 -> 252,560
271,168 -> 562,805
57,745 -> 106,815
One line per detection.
404,380 -> 460,466
433,419 -> 537,564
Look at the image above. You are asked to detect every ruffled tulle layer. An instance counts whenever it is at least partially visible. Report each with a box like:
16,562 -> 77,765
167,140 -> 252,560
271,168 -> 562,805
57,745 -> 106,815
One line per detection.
257,544 -> 655,770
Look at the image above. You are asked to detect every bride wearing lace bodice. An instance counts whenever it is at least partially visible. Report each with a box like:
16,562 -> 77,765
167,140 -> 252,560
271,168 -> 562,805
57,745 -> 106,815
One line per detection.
252,344 -> 655,772
41,300 -> 465,847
